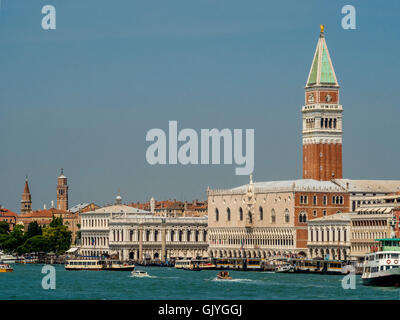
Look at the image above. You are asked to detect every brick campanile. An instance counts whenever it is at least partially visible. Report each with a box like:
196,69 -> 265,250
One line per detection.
56,168 -> 68,211
21,178 -> 32,214
302,25 -> 343,181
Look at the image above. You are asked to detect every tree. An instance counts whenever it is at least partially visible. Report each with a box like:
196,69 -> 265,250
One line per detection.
0,234 -> 18,253
10,224 -> 25,248
24,221 -> 42,241
0,221 -> 10,234
49,216 -> 63,228
42,216 -> 72,255
19,235 -> 49,254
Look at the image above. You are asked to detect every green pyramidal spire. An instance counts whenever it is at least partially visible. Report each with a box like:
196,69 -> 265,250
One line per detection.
306,25 -> 338,87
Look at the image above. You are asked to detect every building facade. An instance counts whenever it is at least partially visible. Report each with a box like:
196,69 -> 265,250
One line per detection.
307,212 -> 354,260
109,214 -> 208,261
0,206 -> 18,231
129,198 -> 208,217
350,193 -> 400,261
208,177 -> 349,259
80,198 -> 208,261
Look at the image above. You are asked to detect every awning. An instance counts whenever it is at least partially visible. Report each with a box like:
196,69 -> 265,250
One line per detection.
66,247 -> 79,253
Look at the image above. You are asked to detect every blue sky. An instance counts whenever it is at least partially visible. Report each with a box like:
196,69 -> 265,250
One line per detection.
1,0 -> 399,213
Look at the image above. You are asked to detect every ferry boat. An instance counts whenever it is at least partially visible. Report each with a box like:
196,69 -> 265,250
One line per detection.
174,259 -> 192,269
65,259 -> 135,271
175,259 -> 216,271
0,264 -> 13,272
289,259 -> 346,275
362,238 -> 400,287
213,258 -> 265,271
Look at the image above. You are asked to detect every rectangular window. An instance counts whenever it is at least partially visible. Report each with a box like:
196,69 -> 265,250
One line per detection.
323,195 -> 327,206
313,195 -> 317,205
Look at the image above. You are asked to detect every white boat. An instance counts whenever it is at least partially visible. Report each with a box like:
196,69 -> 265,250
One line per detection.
362,238 -> 400,287
275,264 -> 294,273
0,253 -> 17,264
131,270 -> 149,277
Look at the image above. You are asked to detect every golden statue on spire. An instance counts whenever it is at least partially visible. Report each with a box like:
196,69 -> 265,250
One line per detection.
320,24 -> 324,33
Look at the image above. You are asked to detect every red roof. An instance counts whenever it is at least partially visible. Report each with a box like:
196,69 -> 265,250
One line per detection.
19,208 -> 69,218
0,208 -> 18,218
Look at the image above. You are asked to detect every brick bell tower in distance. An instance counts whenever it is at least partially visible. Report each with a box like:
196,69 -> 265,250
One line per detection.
56,168 -> 68,211
302,25 -> 343,181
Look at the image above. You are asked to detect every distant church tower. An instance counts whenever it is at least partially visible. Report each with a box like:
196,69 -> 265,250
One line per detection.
302,25 -> 343,181
56,168 -> 68,210
21,177 -> 32,214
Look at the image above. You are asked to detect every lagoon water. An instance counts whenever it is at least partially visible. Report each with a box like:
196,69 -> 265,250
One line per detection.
1,264 -> 399,300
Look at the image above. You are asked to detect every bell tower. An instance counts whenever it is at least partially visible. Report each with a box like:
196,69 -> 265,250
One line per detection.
56,168 -> 68,210
302,25 -> 343,181
21,177 -> 32,214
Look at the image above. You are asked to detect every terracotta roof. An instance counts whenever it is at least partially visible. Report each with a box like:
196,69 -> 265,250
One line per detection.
0,208 -> 18,218
19,208 -> 69,218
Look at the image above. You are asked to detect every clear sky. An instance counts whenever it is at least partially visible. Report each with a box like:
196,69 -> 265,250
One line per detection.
1,0 -> 399,213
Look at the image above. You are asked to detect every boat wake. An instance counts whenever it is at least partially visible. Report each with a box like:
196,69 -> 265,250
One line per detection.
130,274 -> 156,278
209,277 -> 258,283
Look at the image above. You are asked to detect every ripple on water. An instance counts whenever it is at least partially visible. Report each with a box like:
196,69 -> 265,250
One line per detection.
1,264 -> 399,300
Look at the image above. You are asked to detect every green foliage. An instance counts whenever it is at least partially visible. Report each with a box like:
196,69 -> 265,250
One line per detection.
0,234 -> 18,253
42,216 -> 72,255
10,225 -> 25,246
0,221 -> 10,234
0,224 -> 25,253
18,235 -> 49,254
0,216 -> 72,255
49,216 -> 63,228
24,221 -> 42,241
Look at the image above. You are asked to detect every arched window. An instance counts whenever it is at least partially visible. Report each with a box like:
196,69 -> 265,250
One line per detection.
239,207 -> 243,221
285,209 -> 290,223
227,208 -> 231,221
215,208 -> 219,221
299,212 -> 307,223
259,207 -> 263,220
271,209 -> 276,223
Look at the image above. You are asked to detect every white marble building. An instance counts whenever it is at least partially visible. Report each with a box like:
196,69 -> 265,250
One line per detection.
80,196 -> 208,261
109,214 -> 208,261
307,212 -> 354,260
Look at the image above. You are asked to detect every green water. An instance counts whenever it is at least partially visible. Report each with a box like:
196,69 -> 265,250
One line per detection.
0,264 -> 399,300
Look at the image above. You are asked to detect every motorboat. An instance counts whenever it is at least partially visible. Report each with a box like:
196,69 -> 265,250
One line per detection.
217,271 -> 232,280
275,264 -> 294,273
0,264 -> 13,272
131,270 -> 150,277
